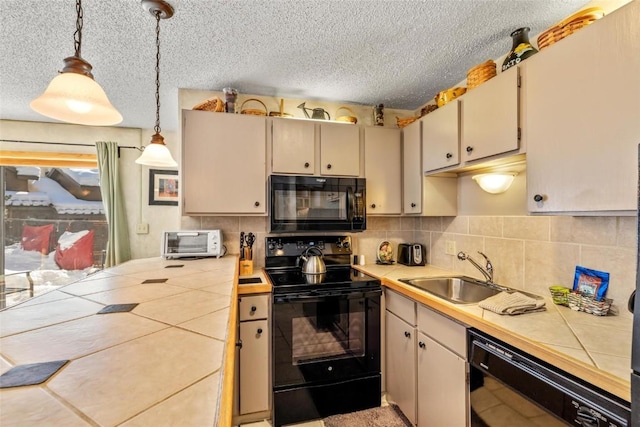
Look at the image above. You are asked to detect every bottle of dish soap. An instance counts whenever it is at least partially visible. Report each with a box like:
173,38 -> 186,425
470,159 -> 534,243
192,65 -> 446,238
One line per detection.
502,27 -> 538,72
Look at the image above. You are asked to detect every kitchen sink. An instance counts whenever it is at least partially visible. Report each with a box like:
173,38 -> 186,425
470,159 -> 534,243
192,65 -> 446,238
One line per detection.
398,276 -> 503,304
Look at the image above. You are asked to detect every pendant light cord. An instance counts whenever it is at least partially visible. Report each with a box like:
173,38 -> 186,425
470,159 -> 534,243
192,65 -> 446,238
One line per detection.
154,10 -> 162,135
74,0 -> 83,58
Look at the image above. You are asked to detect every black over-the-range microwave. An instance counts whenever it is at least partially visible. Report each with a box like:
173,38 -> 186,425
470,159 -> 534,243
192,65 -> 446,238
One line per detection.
269,175 -> 366,232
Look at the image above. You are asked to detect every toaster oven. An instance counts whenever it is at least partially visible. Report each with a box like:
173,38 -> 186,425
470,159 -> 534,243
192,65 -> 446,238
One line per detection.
161,230 -> 224,259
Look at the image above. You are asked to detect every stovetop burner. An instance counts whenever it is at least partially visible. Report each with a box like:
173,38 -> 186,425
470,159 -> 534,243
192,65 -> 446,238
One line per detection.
267,266 -> 380,294
264,235 -> 380,295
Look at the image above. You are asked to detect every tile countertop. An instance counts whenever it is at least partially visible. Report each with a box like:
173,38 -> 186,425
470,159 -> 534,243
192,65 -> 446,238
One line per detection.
0,256 -> 243,427
355,263 -> 632,403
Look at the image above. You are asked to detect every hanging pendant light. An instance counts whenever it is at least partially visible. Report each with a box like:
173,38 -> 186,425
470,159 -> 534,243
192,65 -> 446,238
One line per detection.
135,0 -> 178,168
30,0 -> 123,126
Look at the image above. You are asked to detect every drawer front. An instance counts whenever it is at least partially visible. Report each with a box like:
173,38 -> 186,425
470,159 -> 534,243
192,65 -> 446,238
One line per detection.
385,289 -> 416,326
417,304 -> 466,358
239,294 -> 270,321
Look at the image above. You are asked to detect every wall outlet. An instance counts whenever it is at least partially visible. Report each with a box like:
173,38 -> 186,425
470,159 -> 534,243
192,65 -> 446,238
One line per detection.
445,240 -> 456,255
136,223 -> 149,234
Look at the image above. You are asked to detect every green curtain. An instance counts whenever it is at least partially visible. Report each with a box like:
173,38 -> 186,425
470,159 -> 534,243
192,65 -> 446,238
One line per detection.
95,141 -> 131,267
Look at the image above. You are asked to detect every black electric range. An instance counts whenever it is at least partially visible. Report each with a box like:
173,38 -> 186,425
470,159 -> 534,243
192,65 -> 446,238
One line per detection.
265,235 -> 382,427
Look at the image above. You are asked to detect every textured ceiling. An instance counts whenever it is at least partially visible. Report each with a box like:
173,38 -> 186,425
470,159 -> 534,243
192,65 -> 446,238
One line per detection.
0,0 -> 596,132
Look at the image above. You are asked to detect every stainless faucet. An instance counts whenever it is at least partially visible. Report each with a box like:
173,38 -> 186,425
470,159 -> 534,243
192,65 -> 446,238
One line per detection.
457,251 -> 494,284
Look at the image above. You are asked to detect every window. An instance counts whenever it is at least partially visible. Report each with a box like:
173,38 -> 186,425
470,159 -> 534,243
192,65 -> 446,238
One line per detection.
2,165 -> 106,308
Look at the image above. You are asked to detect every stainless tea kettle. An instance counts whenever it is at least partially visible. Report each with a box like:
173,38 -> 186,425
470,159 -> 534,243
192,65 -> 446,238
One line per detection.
297,102 -> 330,120
299,246 -> 326,275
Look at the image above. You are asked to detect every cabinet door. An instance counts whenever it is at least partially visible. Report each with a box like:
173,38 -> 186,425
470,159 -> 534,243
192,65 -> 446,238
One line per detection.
461,66 -> 520,162
271,118 -> 315,174
239,319 -> 270,415
402,119 -> 422,214
417,332 -> 467,427
364,127 -> 401,214
526,1 -> 640,213
182,110 -> 266,214
385,311 -> 417,425
320,122 -> 360,176
422,100 -> 460,172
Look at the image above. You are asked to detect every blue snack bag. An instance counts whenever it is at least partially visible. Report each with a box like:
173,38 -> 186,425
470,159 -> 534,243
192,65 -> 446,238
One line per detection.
573,266 -> 609,301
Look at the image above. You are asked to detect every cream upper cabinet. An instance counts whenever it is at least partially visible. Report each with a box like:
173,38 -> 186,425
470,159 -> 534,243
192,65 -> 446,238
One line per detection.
319,122 -> 360,176
461,65 -> 521,163
402,119 -> 422,214
525,0 -> 640,213
271,118 -> 315,174
182,110 -> 266,215
422,100 -> 460,173
364,127 -> 401,215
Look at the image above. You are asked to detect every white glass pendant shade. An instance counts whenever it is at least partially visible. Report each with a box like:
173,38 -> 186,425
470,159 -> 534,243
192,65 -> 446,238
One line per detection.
472,173 -> 517,194
30,72 -> 123,126
135,133 -> 178,167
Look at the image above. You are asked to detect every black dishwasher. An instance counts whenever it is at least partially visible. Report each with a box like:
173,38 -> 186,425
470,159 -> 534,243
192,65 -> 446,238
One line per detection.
468,329 -> 630,427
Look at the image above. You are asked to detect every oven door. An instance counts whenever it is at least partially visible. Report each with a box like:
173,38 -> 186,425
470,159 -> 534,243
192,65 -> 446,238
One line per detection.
269,175 -> 366,232
272,289 -> 381,389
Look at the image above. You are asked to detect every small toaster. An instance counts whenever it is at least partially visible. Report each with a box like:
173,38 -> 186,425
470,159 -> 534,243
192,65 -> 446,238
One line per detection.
397,243 -> 426,266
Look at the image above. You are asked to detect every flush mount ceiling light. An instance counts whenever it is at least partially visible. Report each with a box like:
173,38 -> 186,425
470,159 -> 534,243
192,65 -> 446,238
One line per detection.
135,0 -> 178,168
472,172 -> 518,194
30,0 -> 123,126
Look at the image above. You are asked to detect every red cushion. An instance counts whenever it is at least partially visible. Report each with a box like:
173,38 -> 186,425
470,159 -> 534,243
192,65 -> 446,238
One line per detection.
21,224 -> 55,254
54,230 -> 95,270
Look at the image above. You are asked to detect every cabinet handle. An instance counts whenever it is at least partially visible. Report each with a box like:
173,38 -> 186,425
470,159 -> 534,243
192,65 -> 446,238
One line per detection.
404,331 -> 411,338
419,341 -> 426,349
446,153 -> 453,159
257,328 -> 263,334
304,162 -> 310,168
410,203 -> 416,208
254,201 -> 260,207
250,306 -> 257,312
327,164 -> 332,169
236,340 -> 243,349
533,194 -> 544,202
466,146 -> 473,153
370,203 -> 376,209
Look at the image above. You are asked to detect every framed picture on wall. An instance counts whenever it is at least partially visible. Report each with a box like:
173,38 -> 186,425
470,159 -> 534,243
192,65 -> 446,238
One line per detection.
149,169 -> 178,206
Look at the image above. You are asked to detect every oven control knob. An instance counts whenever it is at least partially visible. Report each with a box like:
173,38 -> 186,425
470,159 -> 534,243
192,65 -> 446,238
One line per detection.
276,241 -> 284,250
268,242 -> 275,251
327,366 -> 333,372
336,241 -> 342,248
342,241 -> 350,249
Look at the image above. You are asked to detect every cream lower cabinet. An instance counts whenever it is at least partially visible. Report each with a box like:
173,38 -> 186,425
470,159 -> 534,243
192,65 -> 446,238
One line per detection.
365,127 -> 401,214
416,304 -> 468,427
237,294 -> 270,417
385,289 -> 417,425
525,0 -> 640,213
182,110 -> 266,215
385,289 -> 469,427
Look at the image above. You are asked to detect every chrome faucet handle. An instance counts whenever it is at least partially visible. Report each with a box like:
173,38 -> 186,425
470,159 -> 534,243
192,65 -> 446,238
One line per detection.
477,251 -> 494,282
457,251 -> 468,261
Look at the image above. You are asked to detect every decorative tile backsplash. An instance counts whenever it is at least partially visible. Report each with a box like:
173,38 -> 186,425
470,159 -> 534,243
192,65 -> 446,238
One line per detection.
183,214 -> 637,316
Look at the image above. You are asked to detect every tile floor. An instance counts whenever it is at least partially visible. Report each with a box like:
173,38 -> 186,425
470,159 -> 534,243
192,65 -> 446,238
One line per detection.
237,395 -> 390,427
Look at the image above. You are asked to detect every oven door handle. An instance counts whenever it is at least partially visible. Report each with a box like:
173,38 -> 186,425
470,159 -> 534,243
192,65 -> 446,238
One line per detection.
274,289 -> 381,304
